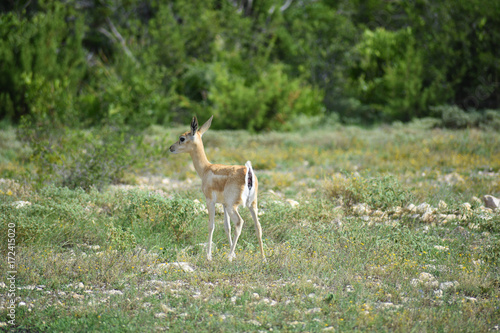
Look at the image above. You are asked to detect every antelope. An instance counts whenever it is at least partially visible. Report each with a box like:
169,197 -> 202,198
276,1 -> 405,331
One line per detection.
169,116 -> 265,262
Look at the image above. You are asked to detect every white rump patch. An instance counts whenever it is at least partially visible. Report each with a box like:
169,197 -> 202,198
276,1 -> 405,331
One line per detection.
242,161 -> 255,207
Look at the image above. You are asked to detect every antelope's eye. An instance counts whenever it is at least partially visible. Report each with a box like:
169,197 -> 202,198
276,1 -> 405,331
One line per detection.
180,137 -> 185,142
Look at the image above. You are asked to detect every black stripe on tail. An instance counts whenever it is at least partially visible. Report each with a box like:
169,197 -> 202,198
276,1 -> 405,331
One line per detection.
247,168 -> 253,190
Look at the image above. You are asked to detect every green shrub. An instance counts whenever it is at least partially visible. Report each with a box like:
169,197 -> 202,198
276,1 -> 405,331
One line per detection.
117,191 -> 202,244
324,174 -> 413,209
346,28 -> 446,121
79,55 -> 175,129
0,186 -> 103,247
0,2 -> 85,124
432,105 -> 500,130
21,125 -> 141,191
187,62 -> 324,131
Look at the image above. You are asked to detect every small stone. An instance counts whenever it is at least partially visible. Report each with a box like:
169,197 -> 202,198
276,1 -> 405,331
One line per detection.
154,313 -> 167,318
286,199 -> 300,208
18,302 -> 26,307
288,321 -> 306,326
248,320 -> 261,326
160,304 -> 175,313
78,282 -> 84,289
461,202 -> 472,211
163,262 -> 195,272
353,203 -> 370,215
406,203 -> 417,212
421,212 -> 434,223
12,201 -> 31,209
305,307 -> 322,314
440,281 -> 459,290
483,195 -> 500,209
438,200 -> 448,211
419,272 -> 434,281
72,293 -> 84,299
416,203 -> 431,214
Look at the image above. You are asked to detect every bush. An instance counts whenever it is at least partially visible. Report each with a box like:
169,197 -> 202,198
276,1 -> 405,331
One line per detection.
346,28 -> 445,121
324,174 -> 413,210
20,124 -> 141,191
432,105 -> 500,130
117,191 -> 202,244
0,2 -> 85,124
186,62 -> 324,131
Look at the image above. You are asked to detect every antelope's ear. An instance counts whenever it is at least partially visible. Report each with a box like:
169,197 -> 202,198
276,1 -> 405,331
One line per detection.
191,116 -> 198,136
199,115 -> 213,136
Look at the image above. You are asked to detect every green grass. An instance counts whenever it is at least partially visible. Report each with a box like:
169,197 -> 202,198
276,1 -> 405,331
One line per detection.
1,120 -> 499,332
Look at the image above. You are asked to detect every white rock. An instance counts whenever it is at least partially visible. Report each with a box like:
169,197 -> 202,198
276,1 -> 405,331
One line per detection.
416,203 -> 431,214
18,302 -> 26,307
434,290 -> 443,298
483,195 -> 500,209
439,281 -> 459,290
419,272 -> 435,281
286,199 -> 300,208
438,200 -> 448,211
305,307 -> 322,314
415,272 -> 439,288
13,201 -> 31,209
464,296 -> 477,303
472,196 -> 482,205
161,262 -> 195,272
78,282 -> 85,289
353,203 -> 371,215
160,304 -> 175,313
421,212 -> 434,223
154,313 -> 167,318
433,245 -> 449,251
461,202 -> 472,211
288,321 -> 306,326
406,203 -> 417,212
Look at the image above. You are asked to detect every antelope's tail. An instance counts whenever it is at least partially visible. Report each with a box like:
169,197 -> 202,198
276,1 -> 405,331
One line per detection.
242,161 -> 256,207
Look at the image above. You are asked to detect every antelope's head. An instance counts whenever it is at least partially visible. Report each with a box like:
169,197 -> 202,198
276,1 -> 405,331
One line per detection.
169,115 -> 213,154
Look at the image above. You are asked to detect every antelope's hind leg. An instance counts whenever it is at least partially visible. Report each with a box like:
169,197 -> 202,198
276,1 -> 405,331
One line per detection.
223,205 -> 233,250
248,202 -> 266,261
227,206 -> 244,261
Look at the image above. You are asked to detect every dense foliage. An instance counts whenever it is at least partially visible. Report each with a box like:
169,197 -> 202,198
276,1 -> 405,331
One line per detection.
1,0 -> 499,129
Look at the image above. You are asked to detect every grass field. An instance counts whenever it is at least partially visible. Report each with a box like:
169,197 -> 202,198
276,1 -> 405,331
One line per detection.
1,119 -> 500,332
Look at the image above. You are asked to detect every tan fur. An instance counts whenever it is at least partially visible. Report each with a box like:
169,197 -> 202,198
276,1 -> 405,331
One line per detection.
169,116 -> 265,262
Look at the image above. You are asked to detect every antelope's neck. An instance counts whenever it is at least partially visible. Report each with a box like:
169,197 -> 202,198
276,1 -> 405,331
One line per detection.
189,142 -> 211,178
